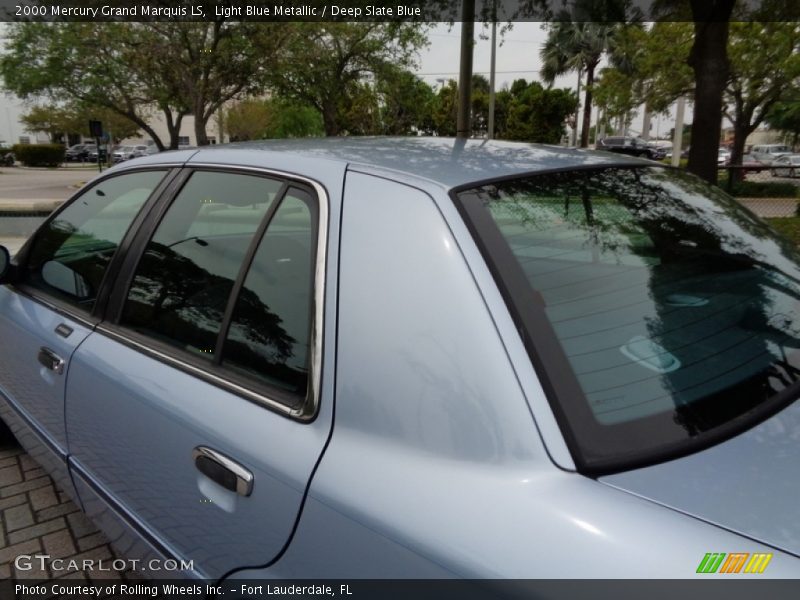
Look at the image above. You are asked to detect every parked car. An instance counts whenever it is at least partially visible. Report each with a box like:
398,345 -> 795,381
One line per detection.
751,144 -> 792,165
87,145 -> 108,162
597,136 -> 665,160
771,153 -> 800,177
112,145 -> 137,163
65,143 -> 94,162
1,138 -> 799,580
131,144 -> 149,158
0,146 -> 14,166
717,147 -> 731,165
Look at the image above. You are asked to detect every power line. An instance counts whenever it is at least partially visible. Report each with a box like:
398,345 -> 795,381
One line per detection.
428,33 -> 542,45
417,69 -> 540,76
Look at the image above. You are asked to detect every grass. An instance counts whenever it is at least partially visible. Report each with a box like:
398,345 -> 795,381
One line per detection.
766,217 -> 800,245
721,179 -> 799,198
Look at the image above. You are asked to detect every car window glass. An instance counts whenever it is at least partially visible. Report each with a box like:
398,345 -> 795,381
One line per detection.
221,188 -> 316,398
24,170 -> 166,311
460,166 -> 800,468
120,171 -> 283,359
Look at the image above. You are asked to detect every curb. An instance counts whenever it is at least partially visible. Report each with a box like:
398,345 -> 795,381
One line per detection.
0,200 -> 63,214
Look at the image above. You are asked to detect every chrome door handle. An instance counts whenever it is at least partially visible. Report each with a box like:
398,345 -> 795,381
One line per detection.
38,347 -> 65,375
192,446 -> 253,497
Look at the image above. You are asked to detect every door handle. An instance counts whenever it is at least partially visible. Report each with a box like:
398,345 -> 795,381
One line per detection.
192,446 -> 253,497
38,347 -> 65,375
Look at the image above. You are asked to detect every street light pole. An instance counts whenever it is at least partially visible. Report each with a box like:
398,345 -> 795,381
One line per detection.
488,13 -> 497,139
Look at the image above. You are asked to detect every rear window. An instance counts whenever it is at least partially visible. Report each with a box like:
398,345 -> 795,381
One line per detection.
456,166 -> 800,473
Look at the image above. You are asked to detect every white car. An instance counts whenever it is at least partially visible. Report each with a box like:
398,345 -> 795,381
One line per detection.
752,144 -> 792,165
771,153 -> 800,177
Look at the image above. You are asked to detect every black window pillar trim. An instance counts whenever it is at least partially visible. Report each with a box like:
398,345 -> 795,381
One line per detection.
212,181 -> 290,366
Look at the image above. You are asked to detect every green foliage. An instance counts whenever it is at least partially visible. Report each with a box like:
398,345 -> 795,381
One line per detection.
724,22 -> 800,164
432,80 -> 458,137
225,98 -> 323,141
593,22 -> 693,122
540,15 -> 637,147
766,217 -> 800,245
12,144 -> 66,167
727,181 -> 799,198
21,104 -> 140,143
376,69 -> 437,135
765,93 -> 800,146
1,23 -> 176,147
428,76 -> 576,143
500,81 -> 577,144
266,23 -> 428,136
0,22 -> 287,148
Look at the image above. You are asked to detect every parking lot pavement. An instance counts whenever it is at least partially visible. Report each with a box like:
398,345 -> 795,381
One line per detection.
0,237 -> 26,256
0,166 -> 87,204
0,437 -> 141,582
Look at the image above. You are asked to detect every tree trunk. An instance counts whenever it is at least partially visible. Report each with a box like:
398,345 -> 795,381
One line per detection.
163,109 -> 186,150
194,105 -> 209,146
113,107 -> 165,151
322,102 -> 340,136
687,3 -> 735,184
580,65 -> 594,148
729,120 -> 751,184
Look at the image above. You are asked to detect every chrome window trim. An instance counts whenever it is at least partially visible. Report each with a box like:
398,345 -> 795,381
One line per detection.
99,163 -> 330,421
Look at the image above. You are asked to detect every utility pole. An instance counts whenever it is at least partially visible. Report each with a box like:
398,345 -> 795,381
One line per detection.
487,2 -> 497,140
672,96 -> 686,168
456,0 -> 475,139
572,70 -> 582,147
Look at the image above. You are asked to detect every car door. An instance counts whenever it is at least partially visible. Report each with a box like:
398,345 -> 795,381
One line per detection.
65,167 -> 332,579
0,169 -> 171,498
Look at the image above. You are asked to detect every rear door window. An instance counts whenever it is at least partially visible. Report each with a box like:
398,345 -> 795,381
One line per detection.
118,170 -> 321,409
121,171 -> 283,358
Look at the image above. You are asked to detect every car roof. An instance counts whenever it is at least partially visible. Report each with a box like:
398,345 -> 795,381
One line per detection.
129,137 -> 646,189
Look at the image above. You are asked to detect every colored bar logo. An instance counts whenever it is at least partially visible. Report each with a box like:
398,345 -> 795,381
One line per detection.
697,552 -> 772,574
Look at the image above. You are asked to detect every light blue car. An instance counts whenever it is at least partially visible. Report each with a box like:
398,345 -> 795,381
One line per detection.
0,138 -> 799,581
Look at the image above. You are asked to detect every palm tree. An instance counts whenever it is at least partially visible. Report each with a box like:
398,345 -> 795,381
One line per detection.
540,21 -> 621,148
539,0 -> 642,148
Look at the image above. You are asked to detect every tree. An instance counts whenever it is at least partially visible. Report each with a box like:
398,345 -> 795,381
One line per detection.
266,23 -> 428,136
225,98 -> 324,141
499,80 -> 578,143
21,104 -> 140,144
19,106 -> 82,144
540,21 -> 626,148
766,93 -> 800,148
686,1 -> 737,183
138,21 -> 292,146
1,23 -> 185,150
0,21 -> 288,149
376,69 -> 437,135
432,80 -> 458,137
593,22 -> 694,136
724,22 -> 800,170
